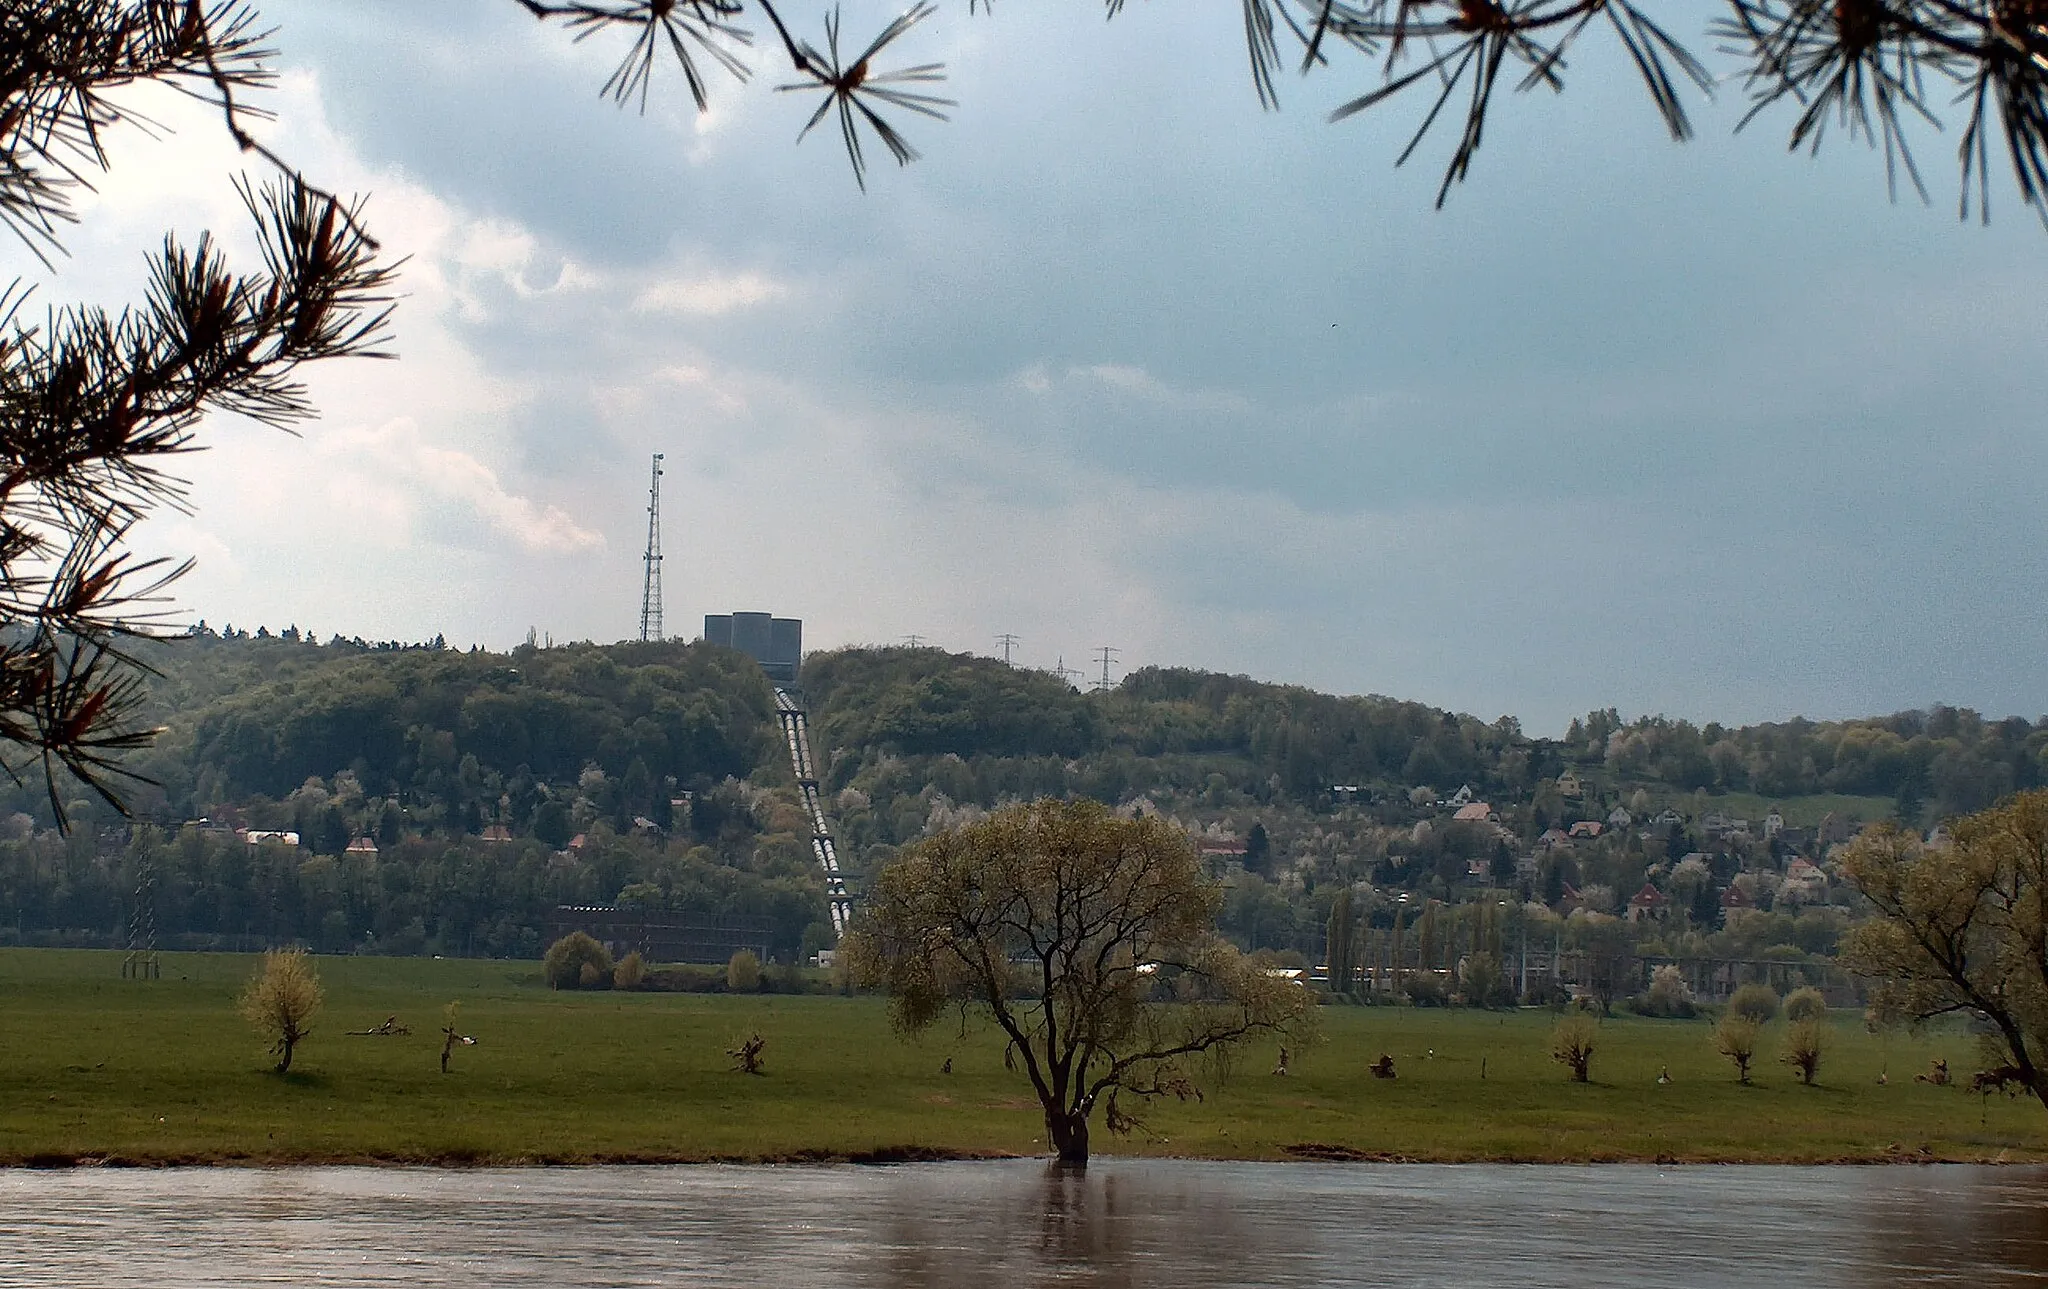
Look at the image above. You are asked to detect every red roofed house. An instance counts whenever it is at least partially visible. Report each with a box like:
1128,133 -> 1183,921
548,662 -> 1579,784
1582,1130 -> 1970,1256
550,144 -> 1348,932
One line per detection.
1453,803 -> 1497,824
1626,883 -> 1669,923
1568,820 -> 1604,839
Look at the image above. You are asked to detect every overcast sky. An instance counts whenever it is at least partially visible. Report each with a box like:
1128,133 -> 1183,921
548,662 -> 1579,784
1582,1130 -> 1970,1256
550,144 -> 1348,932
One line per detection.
17,2 -> 2047,733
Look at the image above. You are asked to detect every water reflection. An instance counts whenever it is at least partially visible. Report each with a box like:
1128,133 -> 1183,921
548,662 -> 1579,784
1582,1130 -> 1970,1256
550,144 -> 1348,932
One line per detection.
1857,1168 -> 2048,1287
1,1161 -> 2046,1287
866,1161 -> 1284,1288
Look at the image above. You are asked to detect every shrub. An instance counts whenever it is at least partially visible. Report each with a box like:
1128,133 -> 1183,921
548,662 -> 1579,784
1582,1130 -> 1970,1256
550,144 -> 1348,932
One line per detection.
1782,1017 -> 1825,1085
238,947 -> 323,1074
728,1031 -> 767,1074
543,931 -> 612,990
1404,974 -> 1447,1007
1783,986 -> 1827,1023
1727,983 -> 1779,1025
1459,952 -> 1512,1009
727,948 -> 762,992
1632,964 -> 1696,1019
1715,1013 -> 1762,1083
1521,979 -> 1571,1010
1551,1013 -> 1598,1082
613,950 -> 647,991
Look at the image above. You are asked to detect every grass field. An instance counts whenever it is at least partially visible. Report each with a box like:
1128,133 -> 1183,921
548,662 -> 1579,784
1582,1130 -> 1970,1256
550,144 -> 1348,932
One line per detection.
3,948 -> 2043,1166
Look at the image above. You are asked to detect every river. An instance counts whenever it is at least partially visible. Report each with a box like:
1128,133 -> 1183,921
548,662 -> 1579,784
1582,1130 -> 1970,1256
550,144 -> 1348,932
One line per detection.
3,1160 -> 2045,1287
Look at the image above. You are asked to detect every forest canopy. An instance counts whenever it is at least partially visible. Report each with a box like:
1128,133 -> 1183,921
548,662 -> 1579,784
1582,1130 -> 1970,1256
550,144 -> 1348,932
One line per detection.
3,629 -> 2042,965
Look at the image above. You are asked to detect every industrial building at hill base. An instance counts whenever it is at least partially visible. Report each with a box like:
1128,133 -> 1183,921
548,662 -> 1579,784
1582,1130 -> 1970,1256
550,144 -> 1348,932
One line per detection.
704,612 -> 801,683
546,907 -> 774,965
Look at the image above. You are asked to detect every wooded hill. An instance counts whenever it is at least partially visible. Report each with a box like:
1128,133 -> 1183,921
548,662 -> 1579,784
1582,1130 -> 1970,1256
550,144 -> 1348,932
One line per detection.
1,629 -> 2041,963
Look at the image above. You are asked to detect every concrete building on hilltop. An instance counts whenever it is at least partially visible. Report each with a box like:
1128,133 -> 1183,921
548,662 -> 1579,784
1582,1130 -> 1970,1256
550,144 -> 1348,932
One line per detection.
703,611 -> 802,683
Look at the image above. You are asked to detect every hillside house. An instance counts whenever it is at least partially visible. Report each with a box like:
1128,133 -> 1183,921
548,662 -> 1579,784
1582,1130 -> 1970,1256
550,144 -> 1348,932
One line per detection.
1626,883 -> 1669,923
1783,857 -> 1828,901
344,837 -> 378,857
1537,827 -> 1572,851
1568,820 -> 1604,840
1818,812 -> 1860,846
1556,770 -> 1585,800
1453,802 -> 1498,824
1774,825 -> 1816,852
1607,806 -> 1634,830
479,824 -> 514,843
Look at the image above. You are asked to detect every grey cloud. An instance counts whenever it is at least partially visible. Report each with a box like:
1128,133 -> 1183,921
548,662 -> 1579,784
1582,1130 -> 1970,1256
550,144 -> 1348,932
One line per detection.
140,0 -> 2048,729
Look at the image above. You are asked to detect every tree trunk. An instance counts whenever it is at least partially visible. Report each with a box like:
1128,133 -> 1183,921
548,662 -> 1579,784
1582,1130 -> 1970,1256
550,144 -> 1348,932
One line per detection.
276,1037 -> 295,1074
1046,1106 -> 1090,1165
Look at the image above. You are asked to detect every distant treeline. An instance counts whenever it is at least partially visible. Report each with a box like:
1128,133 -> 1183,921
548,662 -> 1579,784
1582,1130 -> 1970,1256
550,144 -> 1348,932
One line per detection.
0,823 -> 827,962
0,632 -> 2039,960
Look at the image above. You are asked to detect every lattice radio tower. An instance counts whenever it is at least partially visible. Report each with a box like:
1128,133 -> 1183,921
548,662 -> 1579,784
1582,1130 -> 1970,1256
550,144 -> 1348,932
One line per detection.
639,453 -> 665,642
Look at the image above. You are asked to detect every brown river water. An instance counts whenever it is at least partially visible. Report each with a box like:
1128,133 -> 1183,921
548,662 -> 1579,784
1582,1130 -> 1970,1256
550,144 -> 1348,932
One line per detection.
3,1160 -> 2046,1287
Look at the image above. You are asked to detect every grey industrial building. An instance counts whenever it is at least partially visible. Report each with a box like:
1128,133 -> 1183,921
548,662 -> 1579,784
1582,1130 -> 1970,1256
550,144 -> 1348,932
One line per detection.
546,906 -> 773,965
703,612 -> 802,683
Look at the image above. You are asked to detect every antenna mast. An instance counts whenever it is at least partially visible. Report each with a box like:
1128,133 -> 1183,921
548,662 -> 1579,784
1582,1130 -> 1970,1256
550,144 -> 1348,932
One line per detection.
639,453 -> 665,642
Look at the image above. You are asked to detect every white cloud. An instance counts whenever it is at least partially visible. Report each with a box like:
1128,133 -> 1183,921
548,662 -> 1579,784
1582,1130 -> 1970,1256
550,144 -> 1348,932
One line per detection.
1067,363 -> 1254,415
632,270 -> 789,316
653,363 -> 749,414
317,419 -> 605,555
448,218 -> 600,319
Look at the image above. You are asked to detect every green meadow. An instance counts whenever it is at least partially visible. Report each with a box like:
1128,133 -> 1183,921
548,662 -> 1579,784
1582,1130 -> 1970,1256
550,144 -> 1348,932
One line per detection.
2,948 -> 2043,1166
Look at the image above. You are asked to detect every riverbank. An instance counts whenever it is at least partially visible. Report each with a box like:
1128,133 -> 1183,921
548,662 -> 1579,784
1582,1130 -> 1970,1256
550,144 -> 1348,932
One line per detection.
4,949 -> 2042,1167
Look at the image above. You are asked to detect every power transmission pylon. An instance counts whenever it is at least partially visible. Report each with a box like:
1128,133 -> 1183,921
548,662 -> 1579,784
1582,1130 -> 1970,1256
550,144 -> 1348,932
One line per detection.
639,453 -> 664,642
122,835 -> 158,980
1051,655 -> 1080,688
902,634 -> 926,648
996,633 -> 1020,665
1094,645 -> 1120,692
